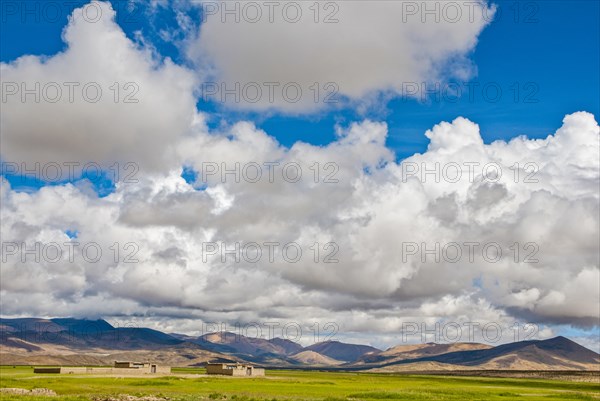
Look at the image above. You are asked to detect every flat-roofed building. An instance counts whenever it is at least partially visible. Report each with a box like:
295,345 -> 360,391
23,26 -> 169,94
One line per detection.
33,361 -> 170,375
206,363 -> 265,376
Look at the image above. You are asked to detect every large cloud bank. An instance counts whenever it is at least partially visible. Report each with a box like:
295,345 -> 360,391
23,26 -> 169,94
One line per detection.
2,110 -> 598,345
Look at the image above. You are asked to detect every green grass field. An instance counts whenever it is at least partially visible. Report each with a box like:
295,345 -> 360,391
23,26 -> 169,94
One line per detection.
1,366 -> 599,401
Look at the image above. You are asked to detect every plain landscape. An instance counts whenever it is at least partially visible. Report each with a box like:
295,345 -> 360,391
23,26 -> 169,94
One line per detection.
1,318 -> 599,400
2,366 -> 600,401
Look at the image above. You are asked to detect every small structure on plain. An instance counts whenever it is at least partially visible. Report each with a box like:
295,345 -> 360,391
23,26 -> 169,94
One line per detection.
206,363 -> 265,376
33,361 -> 170,375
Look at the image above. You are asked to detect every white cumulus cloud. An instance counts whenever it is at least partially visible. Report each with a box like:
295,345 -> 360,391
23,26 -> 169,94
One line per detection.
187,0 -> 495,112
0,1 -> 198,174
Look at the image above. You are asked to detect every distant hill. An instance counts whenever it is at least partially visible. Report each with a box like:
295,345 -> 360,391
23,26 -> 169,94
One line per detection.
290,350 -> 344,365
305,340 -> 381,362
1,318 -> 598,371
0,318 -> 231,367
194,331 -> 303,357
362,337 -> 600,371
352,342 -> 492,366
0,318 -> 183,351
0,342 -> 233,367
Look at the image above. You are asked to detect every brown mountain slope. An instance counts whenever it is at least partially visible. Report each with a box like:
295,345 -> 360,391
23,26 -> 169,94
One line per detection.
0,343 -> 234,367
105,343 -> 236,367
305,341 -> 380,362
352,342 -> 491,366
476,344 -> 600,370
369,361 -> 478,372
195,332 -> 303,358
0,353 -> 108,366
0,318 -> 183,351
366,337 -> 600,371
290,350 -> 344,366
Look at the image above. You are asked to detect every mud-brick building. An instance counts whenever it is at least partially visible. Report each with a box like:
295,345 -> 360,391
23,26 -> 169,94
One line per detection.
206,363 -> 265,376
33,361 -> 170,375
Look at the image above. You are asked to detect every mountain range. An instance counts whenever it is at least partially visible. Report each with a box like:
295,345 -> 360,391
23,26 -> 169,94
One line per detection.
1,318 -> 598,371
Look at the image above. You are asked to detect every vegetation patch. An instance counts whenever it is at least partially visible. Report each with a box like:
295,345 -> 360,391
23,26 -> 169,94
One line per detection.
347,392 -> 403,399
129,381 -> 174,387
